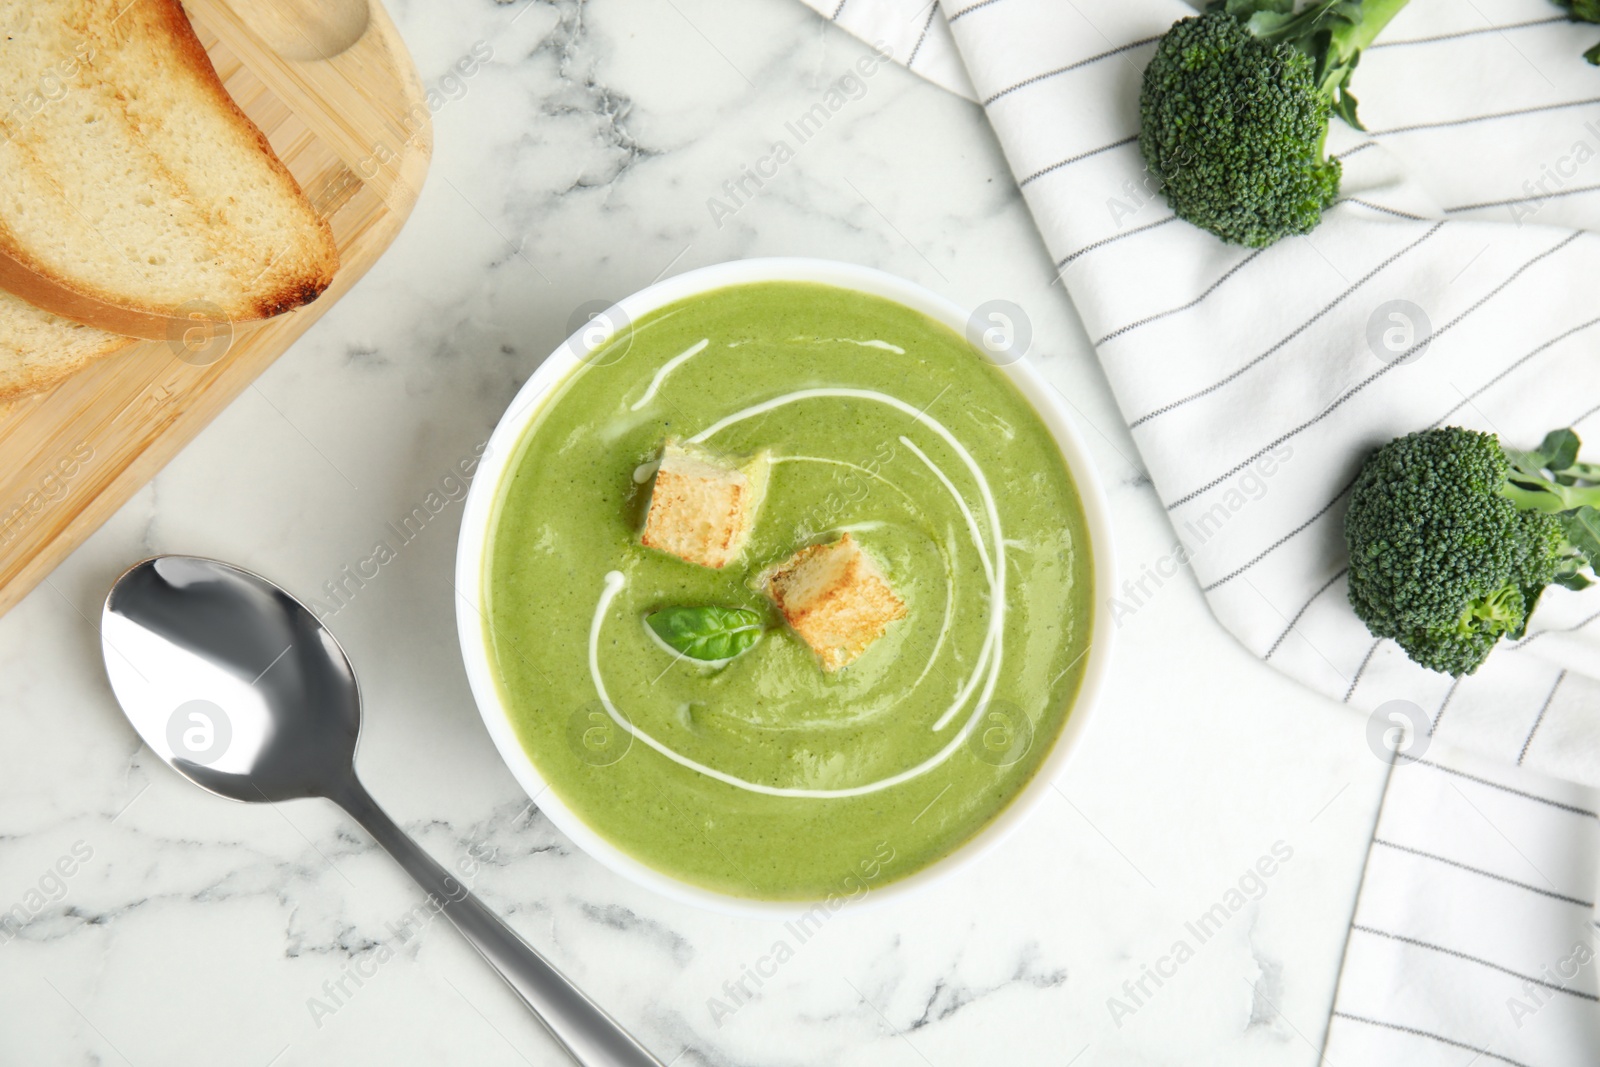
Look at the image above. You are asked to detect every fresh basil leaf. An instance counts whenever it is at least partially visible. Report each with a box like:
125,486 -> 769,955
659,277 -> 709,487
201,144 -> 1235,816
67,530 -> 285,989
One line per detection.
1585,39 -> 1600,64
646,606 -> 764,662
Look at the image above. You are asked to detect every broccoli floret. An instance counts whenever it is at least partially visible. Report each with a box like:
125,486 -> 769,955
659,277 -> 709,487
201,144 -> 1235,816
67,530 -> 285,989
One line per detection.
1345,427 -> 1600,676
1139,0 -> 1410,248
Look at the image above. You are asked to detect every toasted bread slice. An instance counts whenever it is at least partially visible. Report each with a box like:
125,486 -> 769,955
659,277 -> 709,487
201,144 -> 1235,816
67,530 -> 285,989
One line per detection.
0,0 -> 339,340
0,291 -> 133,400
640,439 -> 770,569
759,533 -> 907,671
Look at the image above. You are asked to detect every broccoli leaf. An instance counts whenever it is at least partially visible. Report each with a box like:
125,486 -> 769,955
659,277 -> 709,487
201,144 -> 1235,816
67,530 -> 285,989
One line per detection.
1553,0 -> 1600,60
1209,0 -> 1295,17
1562,0 -> 1600,23
646,606 -> 764,662
1505,429 -> 1600,513
1538,428 -> 1582,471
1330,88 -> 1362,130
1246,11 -> 1300,35
1562,507 -> 1600,570
1247,0 -> 1403,129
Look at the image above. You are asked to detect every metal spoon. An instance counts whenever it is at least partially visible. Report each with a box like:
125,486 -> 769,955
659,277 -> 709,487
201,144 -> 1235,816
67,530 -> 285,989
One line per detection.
100,555 -> 664,1067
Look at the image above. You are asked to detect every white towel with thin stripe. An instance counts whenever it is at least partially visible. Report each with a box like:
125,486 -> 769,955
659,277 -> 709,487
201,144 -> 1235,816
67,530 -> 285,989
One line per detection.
1338,745 -> 1600,1067
802,0 -> 1600,1060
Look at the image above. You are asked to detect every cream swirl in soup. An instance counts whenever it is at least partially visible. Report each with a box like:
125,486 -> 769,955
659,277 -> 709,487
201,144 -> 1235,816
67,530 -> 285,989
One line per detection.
484,281 -> 1093,900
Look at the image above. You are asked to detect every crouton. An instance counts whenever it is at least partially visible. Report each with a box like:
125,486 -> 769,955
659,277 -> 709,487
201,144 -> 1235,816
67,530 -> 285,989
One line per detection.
759,533 -> 907,671
640,439 -> 769,568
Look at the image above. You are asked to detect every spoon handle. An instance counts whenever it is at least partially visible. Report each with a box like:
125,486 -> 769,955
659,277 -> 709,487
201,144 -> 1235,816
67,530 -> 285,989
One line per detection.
332,777 -> 665,1067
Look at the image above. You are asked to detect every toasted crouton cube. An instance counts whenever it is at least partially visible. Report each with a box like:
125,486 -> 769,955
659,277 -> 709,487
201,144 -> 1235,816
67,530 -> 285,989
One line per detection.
759,533 -> 907,671
640,439 -> 769,569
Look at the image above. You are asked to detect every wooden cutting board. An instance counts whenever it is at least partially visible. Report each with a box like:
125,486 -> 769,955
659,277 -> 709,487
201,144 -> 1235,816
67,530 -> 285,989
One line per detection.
0,0 -> 431,616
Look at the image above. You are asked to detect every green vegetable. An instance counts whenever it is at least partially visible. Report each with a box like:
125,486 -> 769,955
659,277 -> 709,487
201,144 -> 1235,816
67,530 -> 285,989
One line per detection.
1554,0 -> 1600,64
1345,427 -> 1600,676
1138,0 -> 1410,248
645,606 -> 764,662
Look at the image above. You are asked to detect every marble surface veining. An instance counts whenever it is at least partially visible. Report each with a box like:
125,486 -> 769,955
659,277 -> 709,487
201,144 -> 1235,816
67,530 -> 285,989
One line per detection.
0,1 -> 1392,1063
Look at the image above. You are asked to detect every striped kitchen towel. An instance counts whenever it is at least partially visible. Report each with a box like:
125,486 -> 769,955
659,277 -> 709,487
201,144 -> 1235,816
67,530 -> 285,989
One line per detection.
812,0 -> 976,98
1332,741 -> 1600,1067
800,0 -> 1600,1060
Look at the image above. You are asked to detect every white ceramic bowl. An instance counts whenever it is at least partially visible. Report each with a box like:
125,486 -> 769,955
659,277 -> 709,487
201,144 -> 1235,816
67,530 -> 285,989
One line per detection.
455,258 -> 1116,917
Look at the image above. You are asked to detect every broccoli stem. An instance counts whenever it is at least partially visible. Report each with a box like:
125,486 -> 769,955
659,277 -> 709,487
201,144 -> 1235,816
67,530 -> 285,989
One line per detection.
1455,584 -> 1522,637
1243,0 -> 1411,124
1251,0 -> 1409,64
1502,480 -> 1600,513
1329,0 -> 1411,59
1249,1 -> 1351,52
1500,441 -> 1600,512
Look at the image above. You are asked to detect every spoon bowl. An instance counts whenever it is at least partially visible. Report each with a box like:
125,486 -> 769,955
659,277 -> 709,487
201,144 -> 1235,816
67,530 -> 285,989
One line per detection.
100,554 -> 663,1067
103,556 -> 360,803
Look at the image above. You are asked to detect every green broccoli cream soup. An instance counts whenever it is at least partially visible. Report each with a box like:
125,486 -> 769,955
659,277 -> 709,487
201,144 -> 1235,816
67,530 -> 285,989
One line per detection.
484,281 -> 1094,900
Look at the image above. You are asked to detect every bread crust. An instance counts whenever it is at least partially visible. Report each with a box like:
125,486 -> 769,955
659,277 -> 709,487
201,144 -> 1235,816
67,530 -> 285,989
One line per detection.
640,440 -> 768,569
0,0 -> 338,341
0,331 -> 135,402
760,533 -> 907,671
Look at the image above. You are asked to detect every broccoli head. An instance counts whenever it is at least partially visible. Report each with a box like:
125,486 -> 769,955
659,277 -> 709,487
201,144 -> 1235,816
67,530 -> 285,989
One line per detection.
1139,0 -> 1410,248
1345,427 -> 1600,676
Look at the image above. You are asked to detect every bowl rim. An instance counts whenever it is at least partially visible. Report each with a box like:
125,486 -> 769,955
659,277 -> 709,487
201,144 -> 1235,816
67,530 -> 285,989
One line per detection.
454,258 -> 1117,919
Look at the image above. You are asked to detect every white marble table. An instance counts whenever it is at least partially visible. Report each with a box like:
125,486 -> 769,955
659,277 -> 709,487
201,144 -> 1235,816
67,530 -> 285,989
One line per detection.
0,1 -> 1396,1063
